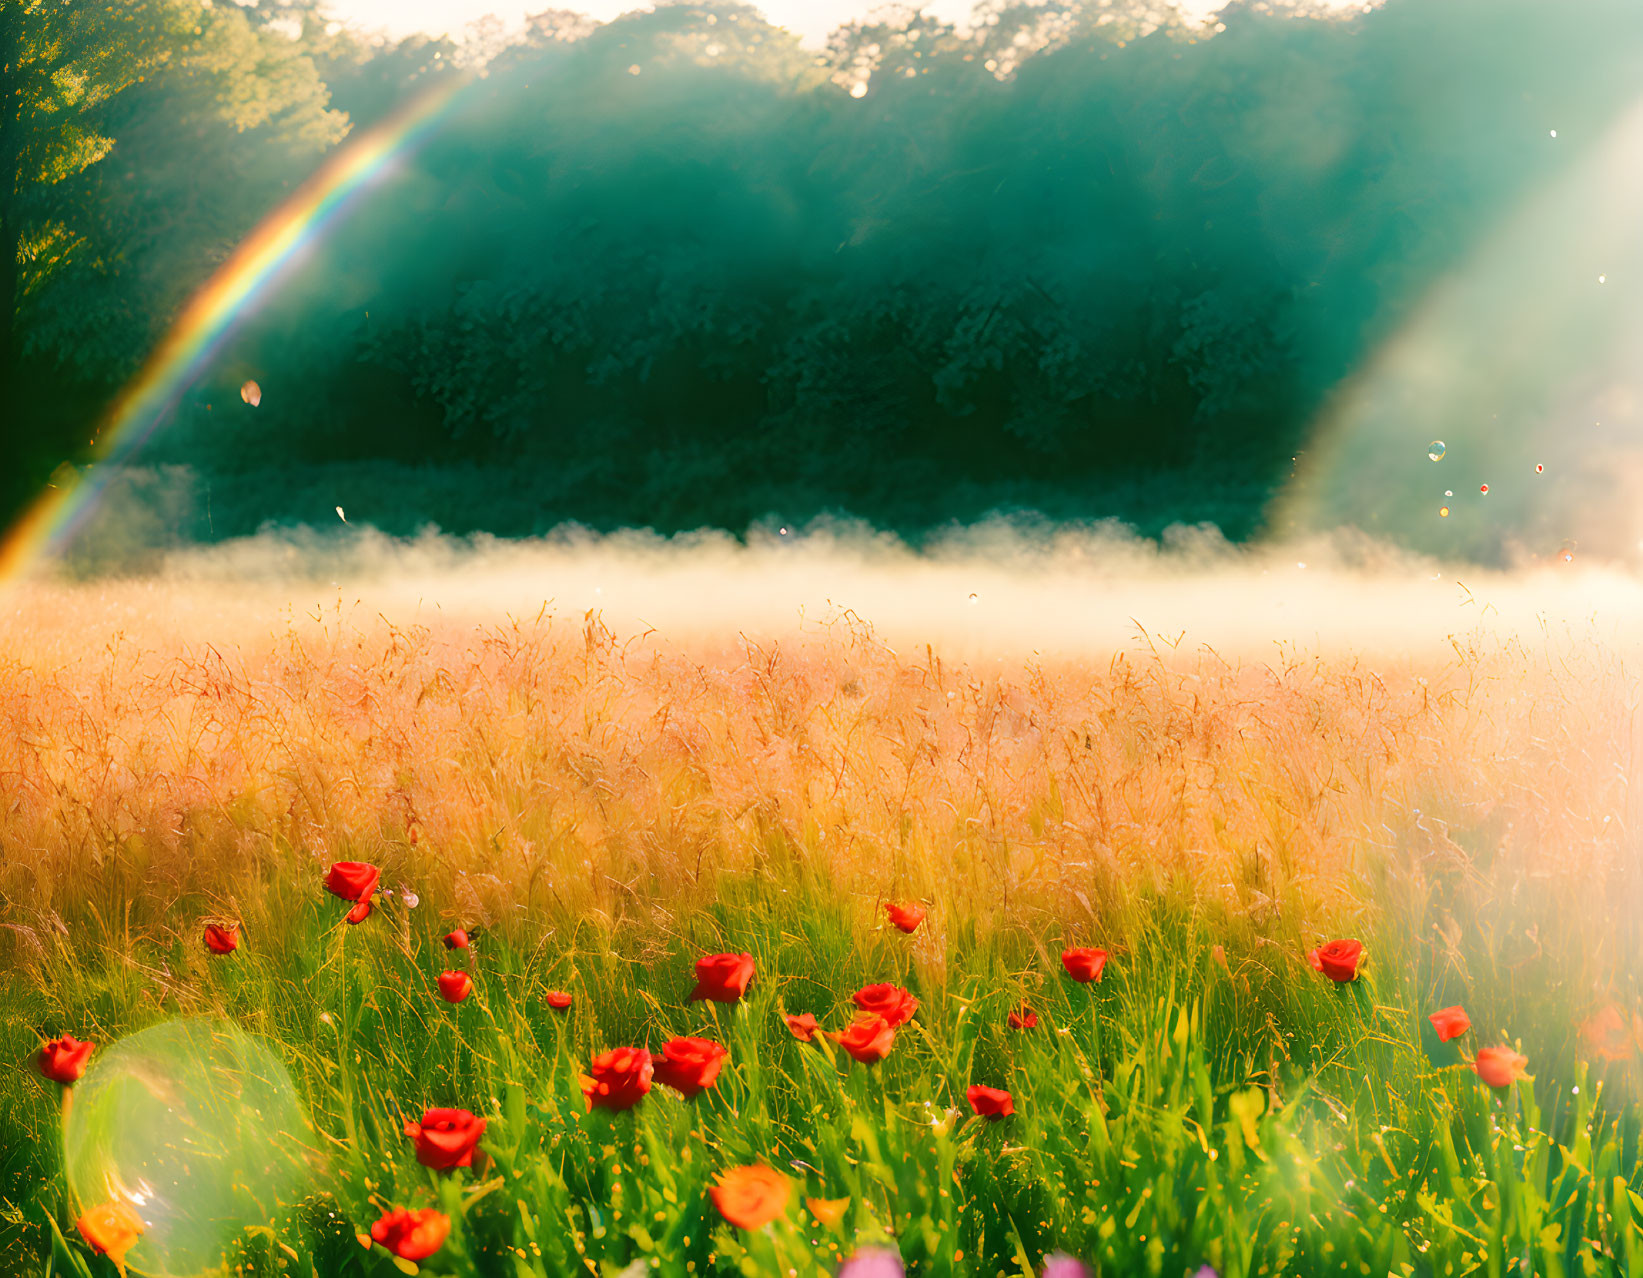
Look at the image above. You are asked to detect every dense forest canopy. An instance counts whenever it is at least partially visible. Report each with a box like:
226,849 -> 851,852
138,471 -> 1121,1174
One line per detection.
4,0 -> 1642,559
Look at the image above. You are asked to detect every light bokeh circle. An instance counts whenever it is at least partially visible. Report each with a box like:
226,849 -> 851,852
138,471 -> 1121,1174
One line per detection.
63,1019 -> 319,1276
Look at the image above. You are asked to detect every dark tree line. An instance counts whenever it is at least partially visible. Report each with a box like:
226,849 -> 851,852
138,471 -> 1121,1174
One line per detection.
6,0 -> 1643,550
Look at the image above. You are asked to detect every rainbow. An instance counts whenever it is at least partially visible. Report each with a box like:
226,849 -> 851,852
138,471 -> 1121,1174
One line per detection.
0,75 -> 468,583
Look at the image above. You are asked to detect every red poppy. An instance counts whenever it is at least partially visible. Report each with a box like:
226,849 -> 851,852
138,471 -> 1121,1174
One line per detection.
443,929 -> 469,950
325,861 -> 379,924
436,971 -> 473,1003
1007,1005 -> 1038,1030
710,1164 -> 790,1230
77,1202 -> 143,1273
1061,947 -> 1108,983
203,924 -> 238,955
828,1015 -> 896,1063
967,1084 -> 1015,1119
370,1206 -> 451,1261
652,1037 -> 729,1098
580,1046 -> 653,1111
853,983 -> 918,1028
689,952 -> 755,1003
404,1107 -> 487,1170
546,990 -> 573,1010
1428,1006 -> 1471,1042
1308,939 -> 1364,983
785,1012 -> 819,1042
886,901 -> 927,933
38,1035 -> 93,1085
1579,1003 -> 1641,1062
1473,1045 -> 1529,1089
325,861 -> 379,902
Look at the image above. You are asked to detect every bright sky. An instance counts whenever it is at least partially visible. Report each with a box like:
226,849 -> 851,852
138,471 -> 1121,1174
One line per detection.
320,0 -> 1251,48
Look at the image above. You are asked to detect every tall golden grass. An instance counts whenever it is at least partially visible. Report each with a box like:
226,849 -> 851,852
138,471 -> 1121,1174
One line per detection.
2,575 -> 1637,1030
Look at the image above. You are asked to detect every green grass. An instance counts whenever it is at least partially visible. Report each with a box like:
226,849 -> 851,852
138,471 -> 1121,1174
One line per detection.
5,881 -> 1639,1278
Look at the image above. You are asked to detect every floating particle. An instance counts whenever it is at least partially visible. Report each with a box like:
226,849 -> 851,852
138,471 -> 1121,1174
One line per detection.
968,592 -> 979,604
1535,464 -> 1544,474
1599,275 -> 1607,284
1445,490 -> 1453,497
627,64 -> 641,75
336,506 -> 347,523
779,527 -> 788,535
240,380 -> 261,407
1479,484 -> 1489,494
1550,129 -> 1558,138
1296,561 -> 1306,569
1439,506 -> 1450,517
850,82 -> 868,99
400,891 -> 419,909
1428,441 -> 1446,461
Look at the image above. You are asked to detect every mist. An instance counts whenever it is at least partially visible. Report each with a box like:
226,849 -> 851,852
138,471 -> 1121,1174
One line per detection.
9,519 -> 1641,668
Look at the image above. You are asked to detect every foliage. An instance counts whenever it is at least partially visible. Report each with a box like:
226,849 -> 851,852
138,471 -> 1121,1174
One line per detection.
8,0 -> 1643,542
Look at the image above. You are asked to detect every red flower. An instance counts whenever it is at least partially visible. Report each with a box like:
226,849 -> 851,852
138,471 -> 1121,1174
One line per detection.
785,1013 -> 819,1042
404,1107 -> 487,1170
1061,948 -> 1108,983
967,1084 -> 1014,1119
325,861 -> 379,902
77,1202 -> 143,1271
1007,1005 -> 1038,1030
1308,939 -> 1364,983
886,901 -> 927,933
828,1015 -> 896,1063
853,983 -> 918,1028
370,1207 -> 450,1261
1473,1045 -> 1529,1089
1580,1003 -> 1641,1062
38,1035 -> 93,1085
689,952 -> 755,1003
581,1047 -> 653,1111
652,1037 -> 729,1098
203,924 -> 238,955
326,861 -> 379,924
710,1164 -> 791,1230
437,971 -> 473,1003
546,990 -> 573,1010
1428,1006 -> 1471,1043
443,929 -> 469,950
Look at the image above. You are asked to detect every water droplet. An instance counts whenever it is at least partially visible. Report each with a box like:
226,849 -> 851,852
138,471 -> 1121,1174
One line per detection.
1479,484 -> 1489,494
400,891 -> 419,909
1428,441 -> 1446,461
1439,506 -> 1450,517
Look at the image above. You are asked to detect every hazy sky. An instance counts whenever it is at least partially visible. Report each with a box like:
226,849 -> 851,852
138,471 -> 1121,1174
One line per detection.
312,0 -> 1315,47
326,0 -> 978,46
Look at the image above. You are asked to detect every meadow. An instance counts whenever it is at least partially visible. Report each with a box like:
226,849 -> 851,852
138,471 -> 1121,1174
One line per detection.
4,569 -> 1643,1278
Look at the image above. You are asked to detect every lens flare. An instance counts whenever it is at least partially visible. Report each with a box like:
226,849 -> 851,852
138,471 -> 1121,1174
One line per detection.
62,1019 -> 321,1276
